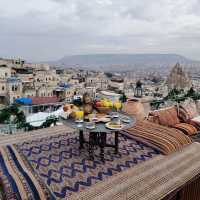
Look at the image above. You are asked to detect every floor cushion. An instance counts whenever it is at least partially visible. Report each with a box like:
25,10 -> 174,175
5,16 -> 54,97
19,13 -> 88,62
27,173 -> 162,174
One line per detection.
179,99 -> 199,122
149,106 -> 180,127
172,123 -> 197,136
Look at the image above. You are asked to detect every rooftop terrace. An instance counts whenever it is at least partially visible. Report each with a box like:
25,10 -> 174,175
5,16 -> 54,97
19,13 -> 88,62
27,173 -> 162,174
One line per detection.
0,123 -> 200,199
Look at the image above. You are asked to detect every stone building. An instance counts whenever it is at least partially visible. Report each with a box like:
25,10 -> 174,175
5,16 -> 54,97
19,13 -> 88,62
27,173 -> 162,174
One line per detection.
0,64 -> 11,79
0,60 -> 61,105
0,79 -> 8,107
86,74 -> 108,91
33,68 -> 60,97
6,77 -> 23,103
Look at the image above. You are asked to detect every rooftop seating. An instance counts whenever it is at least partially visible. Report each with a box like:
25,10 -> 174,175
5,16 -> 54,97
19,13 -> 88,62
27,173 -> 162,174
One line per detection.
148,106 -> 198,136
178,98 -> 200,130
123,120 -> 192,155
1,99 -> 200,199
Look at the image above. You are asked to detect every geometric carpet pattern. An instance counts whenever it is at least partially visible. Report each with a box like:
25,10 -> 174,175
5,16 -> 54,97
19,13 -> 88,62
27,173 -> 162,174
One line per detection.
16,132 -> 160,199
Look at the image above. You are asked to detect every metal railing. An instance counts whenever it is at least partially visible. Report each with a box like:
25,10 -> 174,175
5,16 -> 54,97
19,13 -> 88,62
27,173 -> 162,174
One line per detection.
0,116 -> 60,135
19,101 -> 71,116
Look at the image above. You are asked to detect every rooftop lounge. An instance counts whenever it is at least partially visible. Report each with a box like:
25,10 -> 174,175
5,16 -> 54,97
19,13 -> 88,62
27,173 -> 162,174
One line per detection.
1,91 -> 200,200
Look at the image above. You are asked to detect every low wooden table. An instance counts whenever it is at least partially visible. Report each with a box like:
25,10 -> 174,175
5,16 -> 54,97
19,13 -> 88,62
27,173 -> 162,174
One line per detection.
65,113 -> 136,162
79,130 -> 119,162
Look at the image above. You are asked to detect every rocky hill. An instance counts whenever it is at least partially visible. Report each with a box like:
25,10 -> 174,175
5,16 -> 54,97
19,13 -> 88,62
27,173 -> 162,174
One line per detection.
51,53 -> 199,72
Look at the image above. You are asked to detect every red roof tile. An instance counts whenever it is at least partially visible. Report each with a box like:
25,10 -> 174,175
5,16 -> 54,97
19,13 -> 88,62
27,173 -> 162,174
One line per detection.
31,96 -> 59,105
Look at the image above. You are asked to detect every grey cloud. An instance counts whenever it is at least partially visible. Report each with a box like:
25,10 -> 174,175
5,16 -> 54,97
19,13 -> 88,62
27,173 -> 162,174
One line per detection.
0,0 -> 200,61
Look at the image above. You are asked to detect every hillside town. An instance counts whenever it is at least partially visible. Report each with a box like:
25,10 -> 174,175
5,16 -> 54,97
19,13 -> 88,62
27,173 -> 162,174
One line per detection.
0,57 -> 138,112
1,56 -> 200,132
0,57 -> 197,109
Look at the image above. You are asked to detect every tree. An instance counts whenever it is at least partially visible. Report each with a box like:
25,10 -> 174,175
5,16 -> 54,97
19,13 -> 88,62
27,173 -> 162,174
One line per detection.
119,92 -> 127,103
14,111 -> 26,128
150,100 -> 164,110
186,87 -> 196,98
0,104 -> 26,128
0,108 -> 10,123
164,88 -> 183,101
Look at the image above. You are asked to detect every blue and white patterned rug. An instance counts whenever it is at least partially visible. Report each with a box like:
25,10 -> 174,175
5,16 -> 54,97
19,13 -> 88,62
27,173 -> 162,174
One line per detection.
15,132 -> 159,199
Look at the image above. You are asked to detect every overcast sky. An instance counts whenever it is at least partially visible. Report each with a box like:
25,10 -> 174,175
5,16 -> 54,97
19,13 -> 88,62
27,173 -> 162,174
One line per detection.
0,0 -> 200,62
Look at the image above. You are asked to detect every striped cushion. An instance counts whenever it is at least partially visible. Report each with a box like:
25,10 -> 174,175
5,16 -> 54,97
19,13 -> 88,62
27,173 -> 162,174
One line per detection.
172,123 -> 197,136
124,120 -> 192,155
189,117 -> 200,130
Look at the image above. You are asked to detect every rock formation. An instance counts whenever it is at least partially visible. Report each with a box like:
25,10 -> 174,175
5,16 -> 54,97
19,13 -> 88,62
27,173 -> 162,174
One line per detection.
165,63 -> 192,91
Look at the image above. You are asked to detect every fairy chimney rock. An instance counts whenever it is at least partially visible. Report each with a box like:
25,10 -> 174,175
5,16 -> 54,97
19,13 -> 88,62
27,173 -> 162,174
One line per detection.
165,63 -> 192,91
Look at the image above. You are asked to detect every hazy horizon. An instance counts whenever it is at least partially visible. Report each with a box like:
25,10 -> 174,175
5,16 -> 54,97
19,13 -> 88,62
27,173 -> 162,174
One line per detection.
0,0 -> 200,62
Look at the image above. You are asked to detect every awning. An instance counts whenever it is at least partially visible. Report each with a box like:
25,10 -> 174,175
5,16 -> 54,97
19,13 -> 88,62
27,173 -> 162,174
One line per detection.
100,91 -> 121,97
54,87 -> 65,92
15,97 -> 32,105
59,83 -> 72,88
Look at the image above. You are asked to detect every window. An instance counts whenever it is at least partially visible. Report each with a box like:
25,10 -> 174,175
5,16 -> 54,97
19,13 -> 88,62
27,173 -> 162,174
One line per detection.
12,85 -> 15,91
2,86 -> 4,91
5,73 -> 8,77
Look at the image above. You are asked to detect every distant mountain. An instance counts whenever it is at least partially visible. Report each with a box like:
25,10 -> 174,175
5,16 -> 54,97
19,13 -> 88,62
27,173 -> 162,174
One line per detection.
50,54 -> 199,72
